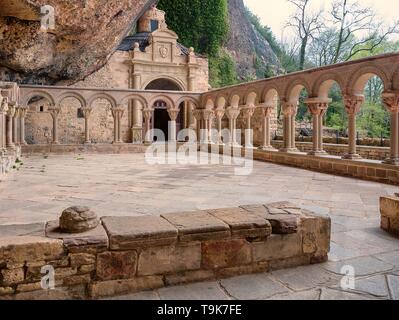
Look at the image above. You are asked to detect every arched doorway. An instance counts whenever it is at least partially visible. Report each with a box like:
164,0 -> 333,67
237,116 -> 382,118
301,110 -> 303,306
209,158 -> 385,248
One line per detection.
145,78 -> 184,141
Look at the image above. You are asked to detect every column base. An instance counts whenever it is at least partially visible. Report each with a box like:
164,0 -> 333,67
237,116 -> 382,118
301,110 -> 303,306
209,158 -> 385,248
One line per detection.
6,144 -> 16,151
131,127 -> 143,144
259,146 -> 277,152
279,147 -> 300,153
383,158 -> 399,165
342,153 -> 362,160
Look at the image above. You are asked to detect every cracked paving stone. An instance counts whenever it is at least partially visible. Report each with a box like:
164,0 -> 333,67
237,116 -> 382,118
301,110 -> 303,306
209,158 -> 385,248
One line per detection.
375,251 -> 399,268
266,289 -> 320,300
106,291 -> 160,300
271,265 -> 340,291
322,256 -> 394,277
219,274 -> 289,300
331,275 -> 389,298
157,281 -> 230,300
319,288 -> 379,300
387,275 -> 399,300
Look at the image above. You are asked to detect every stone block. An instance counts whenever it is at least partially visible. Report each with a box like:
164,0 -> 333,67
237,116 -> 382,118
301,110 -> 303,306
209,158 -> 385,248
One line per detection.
69,253 -> 96,267
0,236 -> 64,265
96,251 -> 137,281
101,216 -> 177,250
380,215 -> 390,231
138,243 -> 201,276
63,274 -> 91,286
164,270 -> 215,286
16,282 -> 43,293
201,239 -> 252,269
78,264 -> 96,274
380,196 -> 399,219
1,268 -> 24,286
89,276 -> 164,299
216,263 -> 269,278
207,207 -> 271,239
0,287 -> 14,296
161,211 -> 230,242
252,233 -> 303,262
46,220 -> 108,249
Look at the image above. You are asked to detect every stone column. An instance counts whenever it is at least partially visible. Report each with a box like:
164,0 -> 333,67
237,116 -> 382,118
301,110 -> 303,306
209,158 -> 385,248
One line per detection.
13,107 -> 19,145
382,92 -> 399,165
192,109 -> 203,142
112,106 -> 124,144
306,99 -> 330,155
281,102 -> 298,152
214,109 -> 225,145
6,105 -> 16,149
81,107 -> 92,144
19,106 -> 28,145
131,72 -> 143,144
226,107 -> 240,147
49,106 -> 61,144
241,105 -> 255,148
260,105 -> 276,151
342,95 -> 364,160
202,109 -> 214,144
142,108 -> 154,144
0,97 -> 8,153
167,108 -> 180,142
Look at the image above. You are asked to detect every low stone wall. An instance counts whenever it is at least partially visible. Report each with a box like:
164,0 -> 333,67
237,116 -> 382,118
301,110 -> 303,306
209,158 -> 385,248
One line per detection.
271,141 -> 390,161
380,196 -> 399,236
0,146 -> 21,176
0,202 -> 330,300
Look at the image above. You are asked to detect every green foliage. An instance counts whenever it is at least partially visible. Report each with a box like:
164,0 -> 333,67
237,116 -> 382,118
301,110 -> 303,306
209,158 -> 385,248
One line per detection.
157,0 -> 228,57
357,102 -> 390,138
209,51 -> 239,88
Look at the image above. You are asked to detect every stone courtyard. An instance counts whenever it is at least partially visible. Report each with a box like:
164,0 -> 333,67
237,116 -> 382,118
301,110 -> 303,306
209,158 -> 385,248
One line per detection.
0,153 -> 398,300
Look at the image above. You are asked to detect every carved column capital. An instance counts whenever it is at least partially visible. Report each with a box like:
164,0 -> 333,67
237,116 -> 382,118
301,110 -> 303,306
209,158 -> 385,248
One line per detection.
260,106 -> 274,118
81,107 -> 92,119
167,108 -> 180,121
49,106 -> 61,118
305,100 -> 330,116
6,104 -> 16,117
142,108 -> 154,120
19,106 -> 29,118
214,109 -> 225,120
192,109 -> 203,121
226,107 -> 240,120
343,95 -> 364,115
202,109 -> 214,121
282,103 -> 298,117
0,96 -> 8,114
111,106 -> 124,119
241,106 -> 256,119
382,92 -> 399,113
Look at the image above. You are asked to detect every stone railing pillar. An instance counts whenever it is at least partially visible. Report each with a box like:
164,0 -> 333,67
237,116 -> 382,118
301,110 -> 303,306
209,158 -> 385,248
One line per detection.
343,95 -> 364,160
241,105 -> 255,148
81,107 -> 92,144
260,105 -> 276,151
280,102 -> 298,152
306,99 -> 330,155
0,96 -> 9,153
142,108 -> 154,144
6,104 -> 16,149
49,106 -> 61,145
19,106 -> 28,145
226,107 -> 240,147
167,108 -> 180,142
382,92 -> 399,165
214,109 -> 225,145
112,106 -> 124,144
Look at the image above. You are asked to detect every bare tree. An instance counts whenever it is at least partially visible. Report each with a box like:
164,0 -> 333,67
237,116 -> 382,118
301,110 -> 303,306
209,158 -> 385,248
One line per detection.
330,0 -> 399,63
286,0 -> 324,70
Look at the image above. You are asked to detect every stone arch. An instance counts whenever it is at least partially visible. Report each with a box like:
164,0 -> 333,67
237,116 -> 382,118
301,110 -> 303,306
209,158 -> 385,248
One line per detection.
285,78 -> 311,103
204,98 -> 215,110
392,66 -> 399,91
244,87 -> 259,106
149,95 -> 176,110
56,92 -> 87,108
143,76 -> 186,91
216,95 -> 227,109
175,96 -> 200,110
348,65 -> 389,95
87,93 -> 117,109
58,96 -> 86,144
228,93 -> 242,108
23,90 -> 56,107
312,73 -> 344,98
262,86 -> 280,106
118,94 -> 148,109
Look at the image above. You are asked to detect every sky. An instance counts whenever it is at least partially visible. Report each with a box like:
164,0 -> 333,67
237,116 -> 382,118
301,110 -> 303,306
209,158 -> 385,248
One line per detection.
244,0 -> 399,42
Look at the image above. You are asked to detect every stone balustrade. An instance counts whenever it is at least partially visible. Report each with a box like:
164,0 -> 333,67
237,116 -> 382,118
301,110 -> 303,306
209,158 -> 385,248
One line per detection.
0,202 -> 330,300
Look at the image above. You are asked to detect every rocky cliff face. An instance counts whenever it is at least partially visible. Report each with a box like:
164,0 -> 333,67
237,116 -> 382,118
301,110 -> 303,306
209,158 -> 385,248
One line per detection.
224,0 -> 280,81
0,0 -> 156,84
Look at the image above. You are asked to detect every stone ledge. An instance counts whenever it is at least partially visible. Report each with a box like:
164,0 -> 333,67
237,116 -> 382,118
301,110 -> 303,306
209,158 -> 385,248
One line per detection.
0,202 -> 331,300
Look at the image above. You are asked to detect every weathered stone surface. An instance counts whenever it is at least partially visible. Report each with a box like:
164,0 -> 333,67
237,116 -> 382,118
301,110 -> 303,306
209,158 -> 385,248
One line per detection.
0,287 -> 14,296
319,288 -> 377,300
102,216 -> 177,250
380,196 -> 399,218
89,276 -> 164,299
387,275 -> 399,300
78,264 -> 96,274
46,220 -> 108,249
59,206 -> 99,233
63,274 -> 92,286
157,281 -> 230,300
323,256 -> 395,276
16,282 -> 43,293
164,270 -> 215,286
216,263 -> 269,278
267,289 -> 321,300
96,251 -> 137,281
202,239 -> 252,269
0,223 -> 45,237
138,244 -> 201,276
269,254 -> 312,270
252,233 -> 302,262
161,211 -> 230,242
0,236 -> 64,264
1,268 -> 24,286
69,253 -> 96,267
208,207 -> 271,239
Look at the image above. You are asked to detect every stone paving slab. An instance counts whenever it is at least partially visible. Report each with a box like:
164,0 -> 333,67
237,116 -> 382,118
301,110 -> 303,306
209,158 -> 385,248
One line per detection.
101,216 -> 178,250
387,275 -> 399,300
157,281 -> 230,300
319,288 -> 378,300
0,223 -> 45,237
